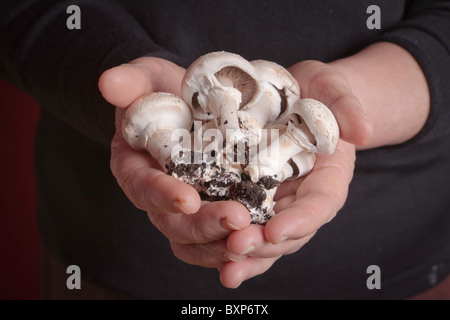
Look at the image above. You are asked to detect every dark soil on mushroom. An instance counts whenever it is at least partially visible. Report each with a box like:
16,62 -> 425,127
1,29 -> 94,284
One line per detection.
165,152 -> 281,224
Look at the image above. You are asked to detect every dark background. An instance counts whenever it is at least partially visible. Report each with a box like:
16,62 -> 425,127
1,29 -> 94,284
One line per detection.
0,78 -> 41,299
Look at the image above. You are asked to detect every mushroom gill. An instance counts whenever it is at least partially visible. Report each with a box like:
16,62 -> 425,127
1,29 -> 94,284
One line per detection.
214,66 -> 257,108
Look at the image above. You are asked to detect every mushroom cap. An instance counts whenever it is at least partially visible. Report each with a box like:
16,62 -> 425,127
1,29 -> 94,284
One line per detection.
122,92 -> 192,151
181,51 -> 259,120
250,59 -> 301,125
289,98 -> 339,155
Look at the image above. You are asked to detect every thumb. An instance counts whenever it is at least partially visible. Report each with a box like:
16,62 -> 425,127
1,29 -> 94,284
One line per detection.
98,57 -> 186,109
289,60 -> 373,147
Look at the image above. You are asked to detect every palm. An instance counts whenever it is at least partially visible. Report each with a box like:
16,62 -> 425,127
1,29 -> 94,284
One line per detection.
273,139 -> 355,234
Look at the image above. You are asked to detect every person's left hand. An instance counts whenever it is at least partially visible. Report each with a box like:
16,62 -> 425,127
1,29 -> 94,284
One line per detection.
218,60 -> 373,288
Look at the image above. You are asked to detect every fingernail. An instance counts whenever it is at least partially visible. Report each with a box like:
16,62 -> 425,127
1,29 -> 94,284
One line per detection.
220,217 -> 242,231
276,236 -> 289,245
240,245 -> 255,255
225,253 -> 247,262
172,199 -> 195,214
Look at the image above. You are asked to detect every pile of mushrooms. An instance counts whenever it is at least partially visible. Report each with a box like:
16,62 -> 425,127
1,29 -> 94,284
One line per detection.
122,52 -> 339,224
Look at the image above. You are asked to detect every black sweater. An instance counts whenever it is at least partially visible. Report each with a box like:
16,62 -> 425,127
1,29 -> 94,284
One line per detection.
1,0 -> 449,299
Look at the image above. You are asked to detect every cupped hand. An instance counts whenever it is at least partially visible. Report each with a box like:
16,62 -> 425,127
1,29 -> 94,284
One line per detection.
99,57 -> 251,269
219,60 -> 373,288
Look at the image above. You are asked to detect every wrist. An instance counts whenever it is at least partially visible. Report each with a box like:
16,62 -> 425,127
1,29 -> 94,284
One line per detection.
329,42 -> 430,150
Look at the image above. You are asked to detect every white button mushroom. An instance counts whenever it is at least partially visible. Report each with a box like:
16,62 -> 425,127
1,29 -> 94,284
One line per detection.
181,51 -> 259,142
245,98 -> 339,183
181,52 -> 303,169
289,98 -> 340,155
238,59 -> 301,134
245,122 -> 309,182
122,92 -> 193,170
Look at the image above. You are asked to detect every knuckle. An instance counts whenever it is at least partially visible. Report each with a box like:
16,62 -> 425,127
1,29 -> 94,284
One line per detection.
117,171 -> 144,209
149,213 -> 193,245
309,69 -> 350,102
171,241 -> 225,268
170,241 -> 189,262
299,60 -> 326,71
190,218 -> 225,244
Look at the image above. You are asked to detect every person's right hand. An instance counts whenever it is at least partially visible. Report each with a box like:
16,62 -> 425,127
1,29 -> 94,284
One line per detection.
99,57 -> 251,268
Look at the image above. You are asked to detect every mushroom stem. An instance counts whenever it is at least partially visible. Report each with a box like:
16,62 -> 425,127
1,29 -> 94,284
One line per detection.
237,83 -> 281,134
284,151 -> 315,180
245,121 -> 310,183
144,128 -> 189,169
206,86 -> 246,142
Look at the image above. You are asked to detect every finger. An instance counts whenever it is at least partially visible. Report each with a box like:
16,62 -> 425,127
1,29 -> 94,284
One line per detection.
264,141 -> 355,244
289,61 -> 373,146
273,194 -> 296,212
170,239 -> 247,269
98,57 -> 185,108
227,224 -> 312,258
219,256 -> 281,289
110,132 -> 201,214
99,63 -> 151,108
148,200 -> 251,244
117,162 -> 201,215
129,57 -> 185,96
273,178 -> 303,201
327,94 -> 373,146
